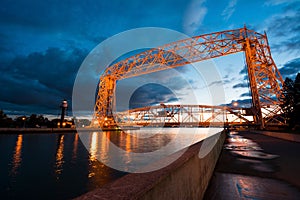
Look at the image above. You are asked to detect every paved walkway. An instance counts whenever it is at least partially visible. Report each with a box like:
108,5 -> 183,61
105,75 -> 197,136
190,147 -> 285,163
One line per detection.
204,131 -> 300,200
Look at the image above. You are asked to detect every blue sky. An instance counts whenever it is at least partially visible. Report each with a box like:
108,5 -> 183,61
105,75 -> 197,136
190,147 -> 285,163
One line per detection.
0,0 -> 299,116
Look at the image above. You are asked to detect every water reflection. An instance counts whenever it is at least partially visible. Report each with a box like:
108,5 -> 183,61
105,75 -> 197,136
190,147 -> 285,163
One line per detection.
80,128 -> 221,172
89,132 -> 98,161
88,132 -> 101,178
100,131 -> 110,162
10,134 -> 23,176
225,133 -> 279,160
1,132 -> 127,200
2,128 -> 219,199
106,130 -> 176,153
55,134 -> 64,178
72,133 -> 79,162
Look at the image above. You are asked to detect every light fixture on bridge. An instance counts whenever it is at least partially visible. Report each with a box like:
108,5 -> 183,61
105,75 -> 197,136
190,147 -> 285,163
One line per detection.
232,102 -> 239,107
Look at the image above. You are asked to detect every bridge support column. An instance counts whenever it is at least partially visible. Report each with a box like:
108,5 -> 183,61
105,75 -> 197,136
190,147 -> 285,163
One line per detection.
95,75 -> 117,128
244,37 -> 264,129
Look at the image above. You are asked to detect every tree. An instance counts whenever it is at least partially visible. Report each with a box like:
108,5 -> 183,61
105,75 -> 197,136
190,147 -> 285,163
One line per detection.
28,114 -> 38,128
281,77 -> 295,126
280,73 -> 300,128
0,110 -> 13,127
293,73 -> 300,126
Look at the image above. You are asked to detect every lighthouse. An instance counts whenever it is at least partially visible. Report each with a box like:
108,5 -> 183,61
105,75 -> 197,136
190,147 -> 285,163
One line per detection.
60,99 -> 68,128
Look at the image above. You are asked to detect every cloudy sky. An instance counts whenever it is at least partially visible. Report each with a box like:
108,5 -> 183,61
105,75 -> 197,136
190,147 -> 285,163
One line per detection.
0,0 -> 300,117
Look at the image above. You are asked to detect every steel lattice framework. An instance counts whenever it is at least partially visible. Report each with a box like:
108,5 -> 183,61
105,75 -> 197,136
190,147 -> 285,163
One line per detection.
116,104 -> 252,127
94,27 -> 284,128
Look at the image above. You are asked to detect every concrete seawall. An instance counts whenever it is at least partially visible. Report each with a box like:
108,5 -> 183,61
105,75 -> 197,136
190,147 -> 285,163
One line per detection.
76,131 -> 226,200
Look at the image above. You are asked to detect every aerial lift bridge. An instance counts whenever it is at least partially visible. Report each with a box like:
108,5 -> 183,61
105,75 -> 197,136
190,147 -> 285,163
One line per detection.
93,27 -> 284,129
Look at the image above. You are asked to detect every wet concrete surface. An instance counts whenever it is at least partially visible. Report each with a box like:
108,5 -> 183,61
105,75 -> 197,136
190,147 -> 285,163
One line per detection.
204,131 -> 300,200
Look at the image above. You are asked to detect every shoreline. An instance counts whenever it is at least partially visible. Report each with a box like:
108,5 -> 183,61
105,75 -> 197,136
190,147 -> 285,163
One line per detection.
0,127 -> 140,134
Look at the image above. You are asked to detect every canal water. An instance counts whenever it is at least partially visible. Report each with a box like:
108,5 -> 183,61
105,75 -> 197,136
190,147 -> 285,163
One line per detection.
0,127 -> 221,199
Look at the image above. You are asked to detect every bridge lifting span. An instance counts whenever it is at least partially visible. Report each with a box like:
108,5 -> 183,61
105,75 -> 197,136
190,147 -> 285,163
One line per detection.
94,27 -> 284,129
116,104 -> 253,127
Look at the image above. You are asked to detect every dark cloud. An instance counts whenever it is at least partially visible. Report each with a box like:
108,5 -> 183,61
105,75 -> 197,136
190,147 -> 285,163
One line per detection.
0,1 -> 121,34
279,57 -> 300,79
137,67 -> 194,91
129,83 -> 178,109
0,47 -> 88,114
236,66 -> 249,81
272,35 -> 300,54
266,3 -> 300,54
239,66 -> 247,75
243,75 -> 249,81
221,75 -> 237,86
115,68 -> 194,112
208,80 -> 223,87
240,92 -> 251,98
267,6 -> 300,37
0,100 -> 57,116
0,0 -> 187,58
232,82 -> 249,89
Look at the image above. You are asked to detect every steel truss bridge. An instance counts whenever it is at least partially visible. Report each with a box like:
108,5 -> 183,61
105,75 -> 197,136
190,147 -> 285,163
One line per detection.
116,104 -> 252,127
93,26 -> 285,129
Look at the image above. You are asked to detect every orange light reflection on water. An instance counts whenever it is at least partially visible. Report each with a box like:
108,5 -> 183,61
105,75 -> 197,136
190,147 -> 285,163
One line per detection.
72,133 -> 79,161
125,133 -> 131,152
11,134 -> 23,176
88,132 -> 101,178
100,131 -> 110,161
55,135 -> 65,178
89,132 -> 98,161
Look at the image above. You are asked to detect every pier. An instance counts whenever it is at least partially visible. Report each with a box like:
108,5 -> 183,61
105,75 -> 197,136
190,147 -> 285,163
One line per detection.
204,131 -> 300,199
